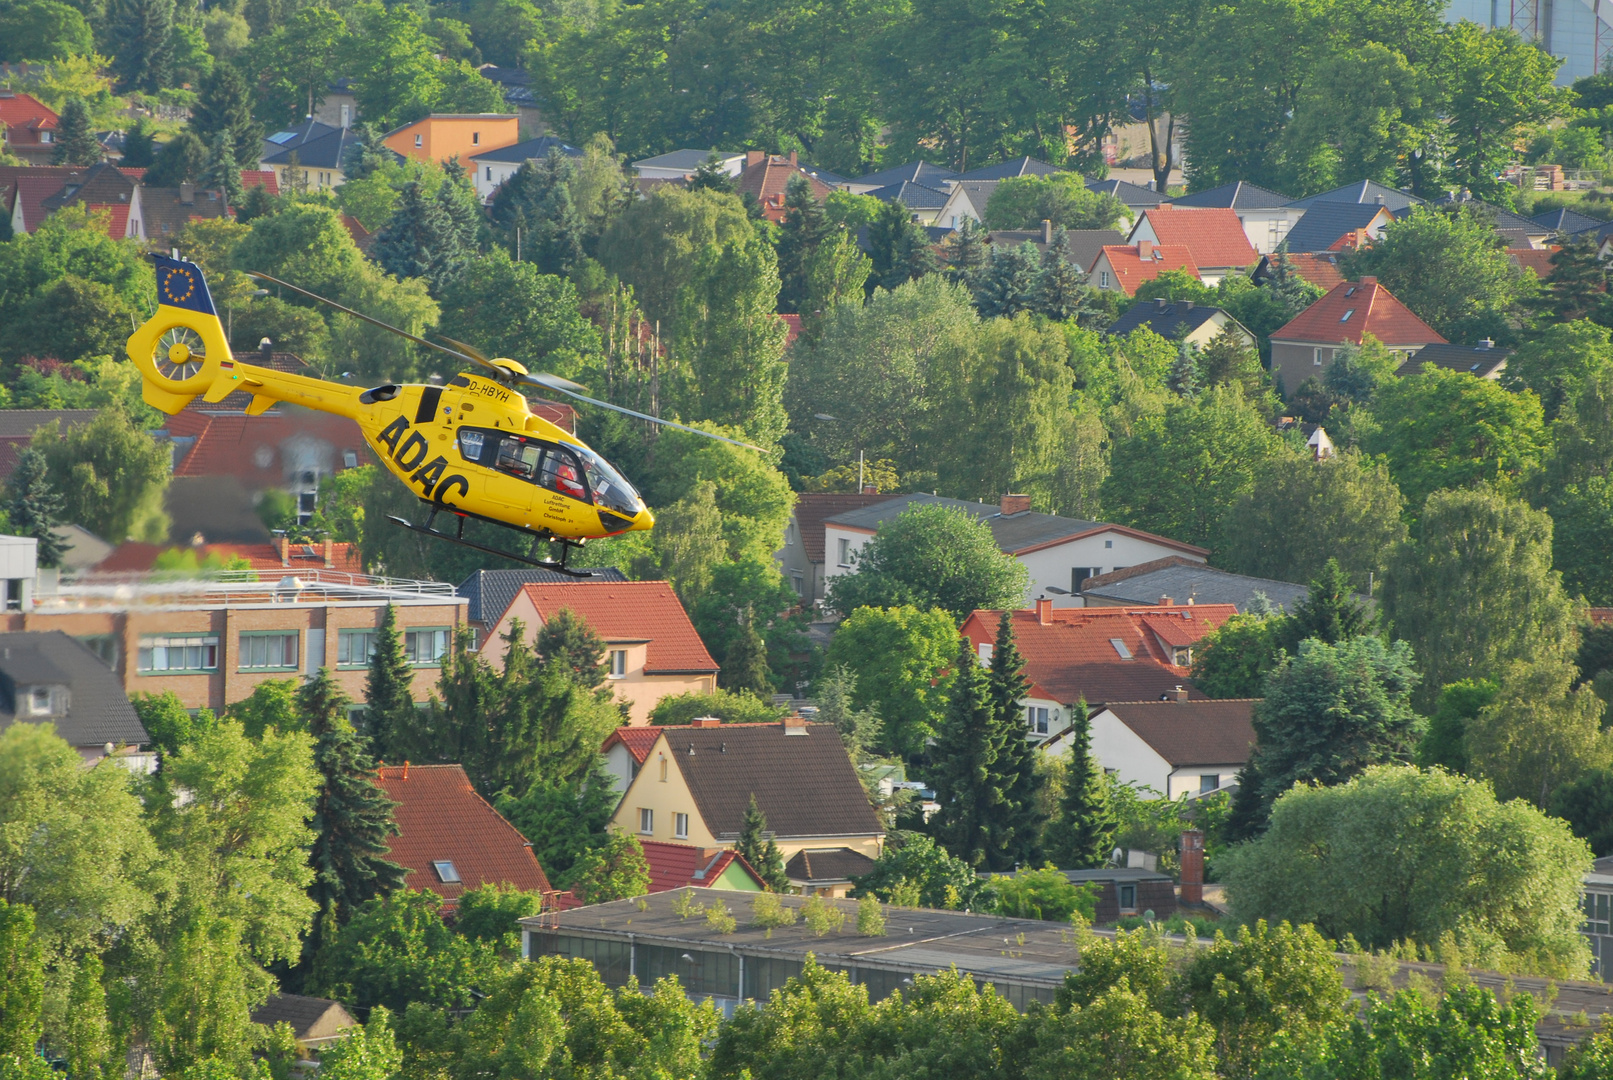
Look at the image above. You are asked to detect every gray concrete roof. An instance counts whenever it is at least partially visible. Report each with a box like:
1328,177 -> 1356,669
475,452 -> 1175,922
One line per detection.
1081,557 -> 1307,612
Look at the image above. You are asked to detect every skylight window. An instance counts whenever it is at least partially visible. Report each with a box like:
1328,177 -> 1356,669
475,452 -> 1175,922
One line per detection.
1345,286 -> 1357,296
1110,638 -> 1133,659
432,860 -> 460,883
1340,309 -> 1354,322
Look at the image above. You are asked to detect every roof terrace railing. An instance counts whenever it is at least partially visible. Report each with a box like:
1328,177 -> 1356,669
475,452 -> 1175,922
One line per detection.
39,567 -> 460,608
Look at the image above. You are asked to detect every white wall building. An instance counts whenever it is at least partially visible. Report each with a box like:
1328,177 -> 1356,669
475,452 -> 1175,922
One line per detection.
1080,699 -> 1256,799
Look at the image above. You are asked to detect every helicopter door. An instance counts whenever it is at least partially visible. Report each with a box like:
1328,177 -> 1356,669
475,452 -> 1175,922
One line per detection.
458,428 -> 536,515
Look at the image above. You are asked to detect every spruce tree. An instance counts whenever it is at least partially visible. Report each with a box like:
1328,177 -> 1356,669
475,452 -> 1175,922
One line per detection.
1169,339 -> 1202,398
945,217 -> 989,288
363,604 -> 415,760
340,124 -> 392,181
1047,699 -> 1116,869
1264,243 -> 1318,317
52,98 -> 101,166
777,175 -> 830,313
189,63 -> 261,165
200,131 -> 243,207
535,607 -> 607,688
5,447 -> 66,568
986,614 -> 1045,870
121,118 -> 156,168
719,610 -> 772,697
867,199 -> 938,292
145,130 -> 206,186
1275,557 -> 1374,654
736,793 -> 789,890
374,181 -> 452,285
300,668 -> 407,924
688,151 -> 736,194
235,182 -> 278,224
1031,227 -> 1089,321
110,0 -> 175,93
972,241 -> 1040,318
928,638 -> 1008,870
488,151 -> 584,274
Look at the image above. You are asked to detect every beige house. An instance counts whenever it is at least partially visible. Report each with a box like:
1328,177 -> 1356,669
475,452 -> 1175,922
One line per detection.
1268,277 -> 1446,395
1102,298 -> 1257,351
608,718 -> 884,895
482,580 -> 718,724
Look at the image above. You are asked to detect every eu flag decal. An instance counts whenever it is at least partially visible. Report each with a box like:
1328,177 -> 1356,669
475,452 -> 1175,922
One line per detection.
152,254 -> 217,316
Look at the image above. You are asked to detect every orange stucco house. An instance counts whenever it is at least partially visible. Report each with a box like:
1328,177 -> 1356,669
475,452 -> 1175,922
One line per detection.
383,114 -> 519,165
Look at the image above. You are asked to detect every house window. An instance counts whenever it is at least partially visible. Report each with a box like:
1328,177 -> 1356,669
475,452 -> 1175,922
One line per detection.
659,756 -> 668,781
1340,309 -> 1354,322
1028,706 -> 1049,735
472,131 -> 480,145
432,860 -> 460,883
674,812 -> 689,839
978,641 -> 994,665
1072,567 -> 1099,592
1200,774 -> 1220,793
1110,638 -> 1132,659
3,579 -> 20,611
786,522 -> 796,546
1118,884 -> 1137,911
29,687 -> 51,715
1099,270 -> 1110,288
414,133 -> 423,147
1173,647 -> 1191,666
837,537 -> 851,566
404,628 -> 449,666
76,635 -> 118,670
343,450 -> 359,468
486,166 -> 492,180
1104,539 -> 1113,549
1314,347 -> 1325,366
239,632 -> 299,670
609,649 -> 627,677
337,629 -> 377,667
790,570 -> 803,596
138,635 -> 219,673
639,808 -> 654,834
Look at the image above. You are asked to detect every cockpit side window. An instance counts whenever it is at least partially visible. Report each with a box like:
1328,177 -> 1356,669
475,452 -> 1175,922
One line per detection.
538,446 -> 587,500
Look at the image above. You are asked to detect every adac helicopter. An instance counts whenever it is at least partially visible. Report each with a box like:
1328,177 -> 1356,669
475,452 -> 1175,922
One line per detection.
126,253 -> 756,575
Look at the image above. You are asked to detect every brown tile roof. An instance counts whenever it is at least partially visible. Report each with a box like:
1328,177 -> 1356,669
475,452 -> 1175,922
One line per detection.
735,151 -> 833,223
640,840 -> 766,891
603,724 -> 663,763
140,184 -> 230,239
41,163 -> 136,217
1286,252 -> 1346,290
657,722 -> 883,841
784,846 -> 877,883
1096,242 -> 1201,296
792,492 -> 900,564
518,581 -> 718,674
960,604 -> 1237,705
1136,206 -> 1259,269
1510,247 -> 1558,279
1271,278 -> 1445,347
376,763 -> 552,905
1100,698 -> 1257,767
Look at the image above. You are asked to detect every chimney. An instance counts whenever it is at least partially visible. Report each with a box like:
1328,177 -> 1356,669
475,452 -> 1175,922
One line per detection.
1181,300 -> 1193,310
1155,297 -> 1168,310
1035,597 -> 1053,626
278,535 -> 290,566
1359,275 -> 1377,286
690,716 -> 722,728
787,150 -> 797,166
1159,595 -> 1172,606
1175,684 -> 1188,702
179,182 -> 195,204
1179,829 -> 1205,904
1477,338 -> 1493,350
1041,218 -> 1053,244
259,337 -> 273,362
1000,493 -> 1031,516
782,713 -> 808,735
402,760 -> 410,780
745,150 -> 765,168
322,537 -> 333,567
1374,193 -> 1384,205
1136,239 -> 1154,259
862,483 -> 878,494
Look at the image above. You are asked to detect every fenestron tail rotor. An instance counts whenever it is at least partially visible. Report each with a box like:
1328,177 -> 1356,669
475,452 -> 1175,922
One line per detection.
153,326 -> 207,381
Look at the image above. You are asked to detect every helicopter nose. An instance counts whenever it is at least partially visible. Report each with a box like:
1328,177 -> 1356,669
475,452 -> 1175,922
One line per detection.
630,505 -> 655,531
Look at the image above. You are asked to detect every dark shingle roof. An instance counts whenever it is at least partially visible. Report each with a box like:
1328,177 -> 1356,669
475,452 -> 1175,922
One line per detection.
1171,180 -> 1292,209
985,228 -> 1126,272
852,161 -> 958,189
1102,299 -> 1245,343
261,119 -> 337,160
785,847 -> 878,883
0,631 -> 147,748
954,156 -> 1061,181
1287,180 -> 1425,212
1532,207 -> 1605,235
866,180 -> 950,209
261,127 -> 380,170
1283,201 -> 1390,253
1087,177 -> 1168,208
0,410 -> 96,438
1080,556 -> 1309,612
457,566 -> 627,626
470,135 -> 579,163
666,722 -> 883,840
249,995 -> 355,1041
792,493 -> 901,564
1100,698 -> 1257,767
1397,341 -> 1510,378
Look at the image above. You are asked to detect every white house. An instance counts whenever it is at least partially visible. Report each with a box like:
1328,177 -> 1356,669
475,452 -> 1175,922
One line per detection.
1084,698 -> 1256,798
935,180 -> 997,230
631,149 -> 745,180
821,493 -> 1209,608
469,136 -> 580,202
1168,181 -> 1305,255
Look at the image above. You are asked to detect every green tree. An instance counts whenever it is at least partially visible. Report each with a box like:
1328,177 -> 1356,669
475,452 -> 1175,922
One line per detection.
1191,613 -> 1288,699
1022,982 -> 1218,1080
1246,635 -> 1423,824
61,950 -> 110,1080
344,4 -> 501,128
985,614 -> 1044,868
596,186 -> 755,329
719,612 -> 773,697
145,131 -> 207,187
300,669 -> 406,927
455,884 -> 546,953
534,608 -> 607,689
734,795 -> 788,891
927,639 -> 1008,870
224,680 -> 299,739
866,199 -> 938,292
1505,320 -> 1613,421
1384,487 -> 1578,712
850,831 -> 994,910
495,758 -> 619,883
437,249 -> 601,382
1101,385 -> 1283,549
1415,678 -> 1498,774
982,175 -> 1128,231
1031,229 -> 1090,322
648,688 -> 784,726
487,153 -> 586,275
1551,767 -> 1613,857
825,504 -> 1028,621
120,118 -> 156,169
132,691 -> 217,757
776,175 -> 831,315
1221,765 -> 1592,976
373,181 -> 461,292
50,97 -> 99,165
309,890 -> 500,1011
822,604 -> 958,756
1539,235 -> 1608,323
1046,700 -> 1117,870
568,831 -> 652,904
0,899 -> 43,1061
1217,448 -> 1406,592
363,605 -> 415,760
1344,207 -> 1537,342
3,448 -> 65,569
199,132 -> 242,208
316,1007 -> 400,1080
189,63 -> 260,169
109,0 -> 174,92
970,241 -> 1040,318
35,410 -> 169,542
648,480 -> 728,603
1466,654 -> 1611,809
0,1 -> 93,62
1272,558 -> 1375,654
252,7 -> 348,127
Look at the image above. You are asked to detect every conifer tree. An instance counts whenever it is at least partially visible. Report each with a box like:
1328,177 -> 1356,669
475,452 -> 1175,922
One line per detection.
235,182 -> 278,224
110,0 -> 175,93
1264,243 -> 1320,317
986,614 -> 1045,869
535,607 -> 607,688
189,63 -> 261,165
340,124 -> 392,181
1274,557 -> 1374,654
736,794 -> 789,890
719,610 -> 772,697
433,158 -> 483,282
972,241 -> 1039,318
688,151 -> 736,194
1169,339 -> 1202,398
945,217 -> 988,288
200,131 -> 243,207
146,130 -> 207,187
300,668 -> 406,925
928,638 -> 1008,870
52,98 -> 101,166
867,199 -> 938,292
1030,227 -> 1089,321
363,604 -> 415,760
777,175 -> 830,313
374,181 -> 452,285
488,151 -> 584,274
1047,699 -> 1116,869
5,447 -> 66,568
121,118 -> 156,169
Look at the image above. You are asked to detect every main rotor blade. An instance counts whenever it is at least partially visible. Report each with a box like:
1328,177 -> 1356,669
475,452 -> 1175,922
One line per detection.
246,272 -> 493,374
524,374 -> 762,451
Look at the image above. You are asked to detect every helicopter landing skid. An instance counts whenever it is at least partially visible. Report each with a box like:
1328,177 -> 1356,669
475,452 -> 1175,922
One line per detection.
385,508 -> 595,578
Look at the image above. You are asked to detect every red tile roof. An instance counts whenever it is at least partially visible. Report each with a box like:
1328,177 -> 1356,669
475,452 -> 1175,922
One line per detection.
13,173 -> 66,232
1096,242 -> 1201,296
168,410 -> 369,485
1285,252 -> 1345,290
375,764 -> 552,906
117,167 -> 146,180
0,93 -> 57,147
242,170 -> 279,195
88,202 -> 130,238
1271,278 -> 1445,347
960,604 -> 1238,705
735,151 -> 833,223
1136,206 -> 1259,269
517,581 -> 718,673
94,540 -> 363,574
792,492 -> 900,564
640,841 -> 765,892
779,313 -> 802,347
603,725 -> 663,763
1510,247 -> 1558,279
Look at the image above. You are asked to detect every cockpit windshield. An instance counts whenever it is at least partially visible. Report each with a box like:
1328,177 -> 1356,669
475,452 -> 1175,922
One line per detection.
574,444 -> 642,516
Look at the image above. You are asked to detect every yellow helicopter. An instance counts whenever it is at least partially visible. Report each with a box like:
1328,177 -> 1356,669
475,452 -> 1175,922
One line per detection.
126,254 -> 756,574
